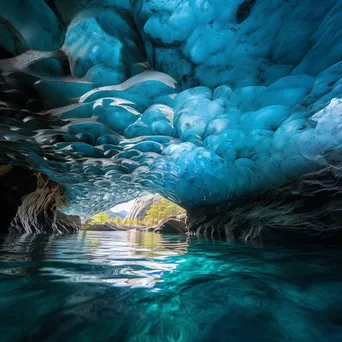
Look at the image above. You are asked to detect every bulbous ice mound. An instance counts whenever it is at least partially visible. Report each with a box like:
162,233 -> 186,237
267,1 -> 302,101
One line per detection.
1,0 -> 342,219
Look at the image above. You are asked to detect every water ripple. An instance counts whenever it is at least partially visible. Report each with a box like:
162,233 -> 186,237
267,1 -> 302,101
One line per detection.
1,231 -> 342,341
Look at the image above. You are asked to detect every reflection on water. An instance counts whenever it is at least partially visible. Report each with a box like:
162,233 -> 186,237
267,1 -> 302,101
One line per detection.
1,231 -> 342,341
0,231 -> 187,287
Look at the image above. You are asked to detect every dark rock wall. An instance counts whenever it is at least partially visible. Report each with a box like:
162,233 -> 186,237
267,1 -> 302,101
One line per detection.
156,215 -> 187,234
0,164 -> 79,234
9,173 -> 79,234
187,165 -> 342,244
0,165 -> 37,232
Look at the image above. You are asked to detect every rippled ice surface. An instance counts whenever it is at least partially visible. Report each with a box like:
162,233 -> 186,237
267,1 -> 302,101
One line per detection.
1,231 -> 342,342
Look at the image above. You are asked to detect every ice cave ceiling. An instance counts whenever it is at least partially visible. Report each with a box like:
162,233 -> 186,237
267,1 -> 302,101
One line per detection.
1,0 -> 342,219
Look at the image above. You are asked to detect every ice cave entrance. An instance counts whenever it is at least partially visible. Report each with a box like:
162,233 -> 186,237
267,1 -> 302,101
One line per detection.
83,195 -> 185,229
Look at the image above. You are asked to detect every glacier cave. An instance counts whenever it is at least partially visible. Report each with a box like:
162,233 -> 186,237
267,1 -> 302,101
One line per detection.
1,0 -> 342,239
4,2 -> 342,341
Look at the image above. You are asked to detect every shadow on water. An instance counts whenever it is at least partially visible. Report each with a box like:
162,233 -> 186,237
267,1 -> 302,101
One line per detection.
1,231 -> 342,341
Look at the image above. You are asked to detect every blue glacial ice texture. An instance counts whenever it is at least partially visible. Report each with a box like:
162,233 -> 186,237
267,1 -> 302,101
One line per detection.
1,0 -> 342,218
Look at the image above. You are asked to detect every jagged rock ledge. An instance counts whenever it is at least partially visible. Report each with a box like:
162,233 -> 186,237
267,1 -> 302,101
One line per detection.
0,165 -> 80,234
187,165 -> 342,245
153,214 -> 187,234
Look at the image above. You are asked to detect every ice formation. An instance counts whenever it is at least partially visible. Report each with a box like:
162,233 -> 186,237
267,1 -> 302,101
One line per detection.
1,0 -> 342,220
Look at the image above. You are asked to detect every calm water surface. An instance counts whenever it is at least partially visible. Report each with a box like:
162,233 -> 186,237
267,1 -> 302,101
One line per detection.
1,231 -> 342,341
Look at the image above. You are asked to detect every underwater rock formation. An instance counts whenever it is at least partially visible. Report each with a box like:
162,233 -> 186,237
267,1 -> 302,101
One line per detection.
1,1 -> 342,236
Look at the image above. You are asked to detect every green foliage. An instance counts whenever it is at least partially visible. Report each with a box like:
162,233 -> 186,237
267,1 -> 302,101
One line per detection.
84,198 -> 184,228
144,198 -> 184,225
86,212 -> 111,224
122,218 -> 143,226
112,216 -> 123,225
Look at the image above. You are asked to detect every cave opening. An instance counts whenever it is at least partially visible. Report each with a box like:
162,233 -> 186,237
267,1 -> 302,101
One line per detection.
82,194 -> 186,234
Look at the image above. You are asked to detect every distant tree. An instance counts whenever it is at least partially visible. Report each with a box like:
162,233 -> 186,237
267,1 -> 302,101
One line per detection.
88,212 -> 110,224
112,217 -> 123,225
144,198 -> 184,226
85,198 -> 184,228
123,218 -> 140,226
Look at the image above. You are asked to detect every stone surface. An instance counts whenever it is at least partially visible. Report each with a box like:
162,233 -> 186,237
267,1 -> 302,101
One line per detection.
0,165 -> 37,232
187,164 -> 342,244
155,214 -> 187,234
126,194 -> 162,221
9,173 -> 79,234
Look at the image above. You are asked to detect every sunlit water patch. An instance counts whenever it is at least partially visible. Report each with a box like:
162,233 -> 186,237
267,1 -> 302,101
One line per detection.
1,231 -> 342,341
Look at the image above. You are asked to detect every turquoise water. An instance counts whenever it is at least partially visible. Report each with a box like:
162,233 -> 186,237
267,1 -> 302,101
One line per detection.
1,231 -> 342,341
